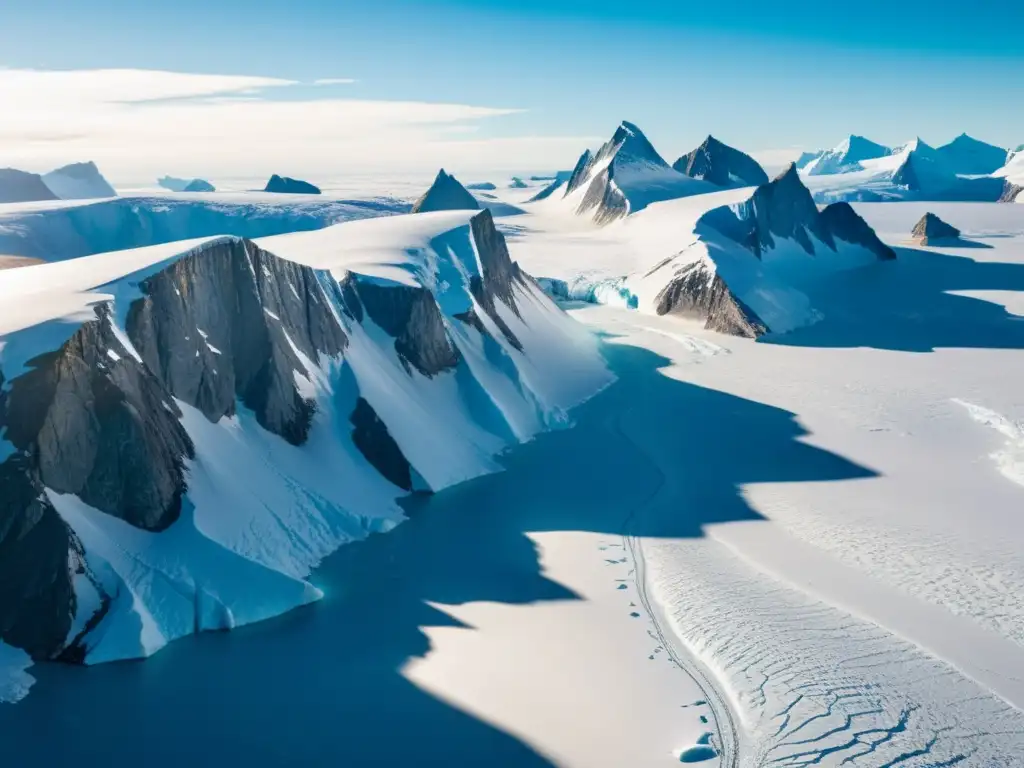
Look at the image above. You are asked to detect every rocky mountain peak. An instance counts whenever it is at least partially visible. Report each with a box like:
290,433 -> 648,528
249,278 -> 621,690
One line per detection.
411,169 -> 480,213
912,212 -> 961,244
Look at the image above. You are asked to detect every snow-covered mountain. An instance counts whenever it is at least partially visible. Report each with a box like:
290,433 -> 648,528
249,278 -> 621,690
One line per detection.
411,169 -> 480,213
0,169 -> 59,204
42,162 -> 117,200
802,137 -> 1006,203
0,208 -> 611,678
555,121 -> 712,223
794,150 -> 823,170
934,134 -> 1008,176
535,165 -> 895,338
633,164 -> 895,336
672,135 -> 769,188
264,175 -> 321,194
994,148 -> 1024,203
804,135 -> 891,176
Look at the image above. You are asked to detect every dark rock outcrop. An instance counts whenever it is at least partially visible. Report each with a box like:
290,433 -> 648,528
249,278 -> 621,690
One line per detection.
654,260 -> 768,338
466,182 -> 497,191
0,169 -> 59,204
264,175 -> 321,195
411,170 -> 479,213
672,136 -> 769,188
183,179 -> 215,193
1000,180 -> 1023,203
126,238 -> 347,445
349,397 -> 412,491
911,213 -> 961,245
509,177 -> 527,189
707,164 -> 896,260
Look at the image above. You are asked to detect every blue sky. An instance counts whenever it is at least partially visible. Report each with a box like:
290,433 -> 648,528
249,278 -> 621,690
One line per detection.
2,0 -> 1022,178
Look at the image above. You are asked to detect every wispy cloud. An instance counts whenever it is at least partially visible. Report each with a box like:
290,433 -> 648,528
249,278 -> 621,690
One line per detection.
0,68 -> 581,181
312,78 -> 357,86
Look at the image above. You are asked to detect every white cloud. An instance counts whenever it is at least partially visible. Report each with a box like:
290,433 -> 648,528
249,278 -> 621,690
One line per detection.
312,78 -> 357,86
0,68 -> 585,183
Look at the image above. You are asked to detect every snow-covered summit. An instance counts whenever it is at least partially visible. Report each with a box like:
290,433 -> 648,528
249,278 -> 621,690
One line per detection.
672,135 -> 769,188
42,161 -> 117,200
934,133 -> 1008,176
805,135 -> 891,176
0,169 -> 59,204
411,169 -> 480,213
558,121 -> 712,223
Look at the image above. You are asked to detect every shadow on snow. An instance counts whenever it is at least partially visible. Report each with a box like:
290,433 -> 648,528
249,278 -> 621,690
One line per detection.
0,337 -> 874,766
765,245 -> 1024,353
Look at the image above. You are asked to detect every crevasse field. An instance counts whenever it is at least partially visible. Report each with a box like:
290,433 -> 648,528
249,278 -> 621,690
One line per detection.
2,133 -> 1024,768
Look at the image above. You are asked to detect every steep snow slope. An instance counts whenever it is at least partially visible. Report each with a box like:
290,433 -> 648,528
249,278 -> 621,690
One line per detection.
803,138 -> 1006,203
553,122 -> 713,223
0,210 -> 611,697
0,195 -> 407,262
934,133 -> 1008,175
42,162 -> 117,200
804,135 -> 890,176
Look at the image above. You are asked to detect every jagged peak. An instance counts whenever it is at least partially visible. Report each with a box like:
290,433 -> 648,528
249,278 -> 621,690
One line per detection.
608,121 -> 668,167
411,168 -> 479,213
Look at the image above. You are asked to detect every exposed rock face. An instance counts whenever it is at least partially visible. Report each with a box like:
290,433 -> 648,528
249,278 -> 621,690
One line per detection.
1000,180 -> 1023,203
126,238 -> 347,444
509,177 -> 527,189
264,175 -> 321,195
654,260 -> 768,338
912,213 -> 961,244
710,164 -> 896,261
183,179 -> 215,193
343,278 -> 459,377
672,135 -> 769,188
42,162 -> 117,199
411,170 -> 479,213
934,134 -> 1008,176
562,121 -> 702,224
0,169 -> 59,204
349,398 -> 412,491
466,182 -> 497,191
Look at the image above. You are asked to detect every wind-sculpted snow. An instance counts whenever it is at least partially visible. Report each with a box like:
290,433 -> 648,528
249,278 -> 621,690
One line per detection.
0,209 -> 612,696
643,536 -> 1024,766
0,196 -> 407,263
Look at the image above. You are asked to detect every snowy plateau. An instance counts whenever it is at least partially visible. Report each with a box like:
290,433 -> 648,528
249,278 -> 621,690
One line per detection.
2,121 -> 1024,768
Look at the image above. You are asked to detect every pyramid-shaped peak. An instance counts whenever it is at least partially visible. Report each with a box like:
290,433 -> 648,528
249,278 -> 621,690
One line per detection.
411,168 -> 479,213
912,212 -> 961,243
672,135 -> 768,187
608,121 -> 668,167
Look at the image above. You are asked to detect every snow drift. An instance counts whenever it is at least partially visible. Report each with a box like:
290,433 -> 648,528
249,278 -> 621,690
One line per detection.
0,208 -> 611,699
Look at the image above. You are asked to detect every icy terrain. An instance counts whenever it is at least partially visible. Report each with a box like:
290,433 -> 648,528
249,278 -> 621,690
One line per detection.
0,207 -> 611,696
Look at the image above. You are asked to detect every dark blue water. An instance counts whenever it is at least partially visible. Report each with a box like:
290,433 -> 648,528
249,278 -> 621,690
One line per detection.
0,336 -> 871,767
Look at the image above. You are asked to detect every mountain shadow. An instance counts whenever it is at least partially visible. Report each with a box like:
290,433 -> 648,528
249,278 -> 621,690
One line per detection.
764,245 -> 1024,352
0,337 -> 874,766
